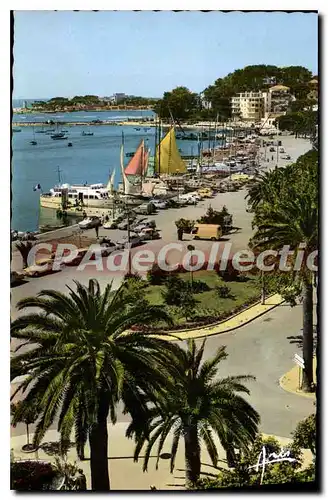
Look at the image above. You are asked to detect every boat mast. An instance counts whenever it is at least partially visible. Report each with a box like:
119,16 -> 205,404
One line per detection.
56,166 -> 62,184
158,116 -> 161,178
154,114 -> 158,178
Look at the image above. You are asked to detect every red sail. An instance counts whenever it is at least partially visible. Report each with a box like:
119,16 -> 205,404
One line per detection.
125,140 -> 144,175
142,148 -> 149,176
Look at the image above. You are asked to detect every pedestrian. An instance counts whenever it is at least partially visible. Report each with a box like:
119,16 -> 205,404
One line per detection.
271,155 -> 274,161
82,210 -> 87,219
95,224 -> 99,238
105,214 -> 109,222
177,227 -> 183,241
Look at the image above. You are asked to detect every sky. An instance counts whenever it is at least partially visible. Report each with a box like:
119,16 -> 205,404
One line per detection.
13,10 -> 318,99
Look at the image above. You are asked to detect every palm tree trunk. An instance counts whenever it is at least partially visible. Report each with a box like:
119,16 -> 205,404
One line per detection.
301,279 -> 314,392
184,425 -> 201,487
89,396 -> 110,491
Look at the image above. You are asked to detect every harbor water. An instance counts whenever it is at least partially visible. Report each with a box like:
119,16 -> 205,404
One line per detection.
11,110 -> 219,231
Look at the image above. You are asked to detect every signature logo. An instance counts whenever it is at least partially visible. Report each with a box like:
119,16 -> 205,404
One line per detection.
248,446 -> 299,483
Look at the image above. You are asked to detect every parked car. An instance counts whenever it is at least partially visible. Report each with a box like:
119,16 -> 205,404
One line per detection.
138,228 -> 161,241
134,203 -> 155,215
22,258 -> 59,278
130,217 -> 148,230
65,248 -> 89,266
150,199 -> 168,210
115,233 -> 142,250
133,220 -> 156,232
175,198 -> 188,206
281,154 -> 292,160
78,216 -> 101,230
98,239 -> 117,257
269,147 -> 275,152
117,219 -> 132,231
103,219 -> 117,229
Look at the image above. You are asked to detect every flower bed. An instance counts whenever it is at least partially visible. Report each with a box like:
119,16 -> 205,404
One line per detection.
131,291 -> 262,333
11,460 -> 64,491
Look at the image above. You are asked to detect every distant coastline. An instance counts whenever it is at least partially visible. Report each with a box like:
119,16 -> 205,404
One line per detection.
13,105 -> 155,114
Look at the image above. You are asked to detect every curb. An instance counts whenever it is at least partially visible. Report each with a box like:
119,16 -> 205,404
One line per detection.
279,369 -> 316,400
158,295 -> 285,341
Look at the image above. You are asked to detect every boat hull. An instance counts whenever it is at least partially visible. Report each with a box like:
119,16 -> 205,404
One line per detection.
40,196 -> 115,210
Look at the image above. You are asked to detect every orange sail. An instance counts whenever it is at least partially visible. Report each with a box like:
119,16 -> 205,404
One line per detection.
142,148 -> 149,176
124,140 -> 145,175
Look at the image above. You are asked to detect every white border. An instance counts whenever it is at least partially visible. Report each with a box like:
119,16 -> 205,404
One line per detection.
2,3 -> 324,497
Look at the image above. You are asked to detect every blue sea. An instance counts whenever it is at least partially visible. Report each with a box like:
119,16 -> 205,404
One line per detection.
11,110 -> 207,231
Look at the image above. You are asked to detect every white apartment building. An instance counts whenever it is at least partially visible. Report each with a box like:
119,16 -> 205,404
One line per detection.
231,91 -> 264,122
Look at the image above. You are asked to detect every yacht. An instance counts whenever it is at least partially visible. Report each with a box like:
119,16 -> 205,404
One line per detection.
40,183 -> 114,209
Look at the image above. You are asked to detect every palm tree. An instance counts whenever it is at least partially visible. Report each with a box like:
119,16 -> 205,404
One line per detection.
127,340 -> 260,487
248,150 -> 318,392
11,279 -> 178,491
251,194 -> 318,391
15,240 -> 35,268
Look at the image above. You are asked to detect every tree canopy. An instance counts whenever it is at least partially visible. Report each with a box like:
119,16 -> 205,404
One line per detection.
153,86 -> 200,120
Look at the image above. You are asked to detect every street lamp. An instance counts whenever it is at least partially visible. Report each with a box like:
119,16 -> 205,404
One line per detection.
187,244 -> 195,287
261,270 -> 266,305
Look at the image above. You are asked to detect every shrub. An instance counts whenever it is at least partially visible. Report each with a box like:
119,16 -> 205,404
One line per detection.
197,205 -> 232,227
194,434 -> 308,490
162,276 -> 196,319
175,218 -> 195,233
161,275 -> 187,305
215,260 -> 240,281
146,263 -> 168,285
190,279 -> 211,293
15,241 -> 36,269
292,414 -> 316,456
121,274 -> 148,305
216,285 -> 234,299
53,458 -> 87,491
11,461 -> 58,491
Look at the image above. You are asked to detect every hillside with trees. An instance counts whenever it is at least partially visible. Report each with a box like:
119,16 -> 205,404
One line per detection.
154,65 -> 316,122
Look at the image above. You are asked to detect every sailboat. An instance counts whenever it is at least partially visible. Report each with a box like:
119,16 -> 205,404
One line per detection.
155,127 -> 187,176
30,127 -> 37,145
106,168 -> 116,195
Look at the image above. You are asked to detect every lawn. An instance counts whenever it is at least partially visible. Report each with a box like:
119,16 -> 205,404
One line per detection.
144,270 -> 261,328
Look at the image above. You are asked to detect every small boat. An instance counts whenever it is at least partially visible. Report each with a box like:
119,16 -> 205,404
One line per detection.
12,127 -> 22,132
61,130 -> 68,133
81,131 -> 94,136
134,128 -> 140,131
68,142 -> 73,147
50,134 -> 68,141
51,132 -> 67,140
30,140 -> 37,145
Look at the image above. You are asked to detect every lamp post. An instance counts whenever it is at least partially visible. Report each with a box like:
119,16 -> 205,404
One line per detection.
187,244 -> 195,287
126,207 -> 132,276
261,270 -> 266,305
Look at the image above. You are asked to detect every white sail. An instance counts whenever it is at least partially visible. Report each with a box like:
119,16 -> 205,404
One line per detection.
106,168 -> 116,193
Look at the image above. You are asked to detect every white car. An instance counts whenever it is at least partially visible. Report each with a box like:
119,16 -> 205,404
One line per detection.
138,228 -> 161,241
133,220 -> 156,232
150,199 -> 168,209
99,239 -> 117,256
78,216 -> 101,230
